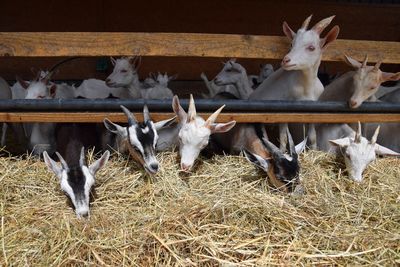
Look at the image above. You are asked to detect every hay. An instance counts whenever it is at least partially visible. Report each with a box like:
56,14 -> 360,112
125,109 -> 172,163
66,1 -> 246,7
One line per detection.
0,149 -> 399,266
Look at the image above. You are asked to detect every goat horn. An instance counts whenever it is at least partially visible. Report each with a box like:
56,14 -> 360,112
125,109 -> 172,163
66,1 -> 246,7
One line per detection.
355,121 -> 362,143
120,105 -> 137,126
286,128 -> 296,156
143,105 -> 151,122
311,15 -> 335,34
262,137 -> 283,158
301,14 -> 313,30
79,147 -> 86,166
188,94 -> 197,122
374,60 -> 382,71
362,54 -> 368,68
205,105 -> 225,127
370,125 -> 380,145
55,152 -> 68,170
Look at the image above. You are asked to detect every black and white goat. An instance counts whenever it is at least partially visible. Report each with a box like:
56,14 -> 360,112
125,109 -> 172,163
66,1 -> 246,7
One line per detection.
42,123 -> 110,218
103,105 -> 175,174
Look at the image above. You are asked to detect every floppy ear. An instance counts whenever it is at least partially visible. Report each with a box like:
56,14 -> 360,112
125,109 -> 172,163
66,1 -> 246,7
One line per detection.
295,137 -> 308,154
43,151 -> 63,178
329,137 -> 351,148
154,116 -> 177,130
380,72 -> 400,83
89,150 -> 110,174
321,25 -> 339,49
209,121 -> 236,134
103,118 -> 127,138
374,144 -> 400,156
282,21 -> 296,40
344,55 -> 362,69
243,150 -> 270,171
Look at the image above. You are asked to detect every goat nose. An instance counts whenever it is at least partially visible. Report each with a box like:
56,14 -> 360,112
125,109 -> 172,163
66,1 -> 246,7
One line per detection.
282,57 -> 291,65
181,163 -> 191,171
349,99 -> 358,108
79,211 -> 89,219
150,163 -> 159,172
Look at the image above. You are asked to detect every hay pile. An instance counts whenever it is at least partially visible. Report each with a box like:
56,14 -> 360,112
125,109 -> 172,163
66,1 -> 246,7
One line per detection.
0,149 -> 399,266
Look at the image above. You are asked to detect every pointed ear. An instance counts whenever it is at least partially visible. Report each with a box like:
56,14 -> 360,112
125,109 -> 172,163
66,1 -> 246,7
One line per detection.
329,137 -> 351,147
154,116 -> 177,130
110,57 -> 116,66
282,21 -> 296,40
172,95 -> 187,123
16,76 -> 29,89
321,25 -> 339,49
89,150 -> 110,174
43,151 -> 63,178
243,150 -> 269,171
209,121 -> 236,134
103,118 -> 127,137
380,72 -> 400,83
374,144 -> 400,156
344,54 -> 362,69
295,137 -> 308,154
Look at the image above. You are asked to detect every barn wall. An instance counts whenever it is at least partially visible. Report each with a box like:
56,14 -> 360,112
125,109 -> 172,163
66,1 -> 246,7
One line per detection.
0,0 -> 398,81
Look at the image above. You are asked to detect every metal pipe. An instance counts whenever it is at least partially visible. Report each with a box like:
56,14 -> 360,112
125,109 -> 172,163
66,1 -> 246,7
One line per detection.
0,99 -> 399,113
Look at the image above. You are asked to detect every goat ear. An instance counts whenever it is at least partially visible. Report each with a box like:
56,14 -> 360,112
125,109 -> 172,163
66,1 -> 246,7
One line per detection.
374,144 -> 400,156
110,57 -> 116,66
344,54 -> 362,69
172,95 -> 187,123
329,137 -> 351,148
89,150 -> 110,174
295,137 -> 308,154
16,76 -> 29,89
321,25 -> 339,49
380,72 -> 400,83
209,121 -> 236,134
154,116 -> 176,130
103,118 -> 127,138
243,150 -> 269,171
43,151 -> 63,179
282,21 -> 296,40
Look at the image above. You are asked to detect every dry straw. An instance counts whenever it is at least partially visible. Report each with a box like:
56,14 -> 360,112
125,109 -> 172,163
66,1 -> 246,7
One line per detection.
0,149 -> 399,266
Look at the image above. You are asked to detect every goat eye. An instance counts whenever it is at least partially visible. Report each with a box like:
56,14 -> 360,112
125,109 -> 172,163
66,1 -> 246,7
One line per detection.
120,70 -> 128,73
307,45 -> 315,51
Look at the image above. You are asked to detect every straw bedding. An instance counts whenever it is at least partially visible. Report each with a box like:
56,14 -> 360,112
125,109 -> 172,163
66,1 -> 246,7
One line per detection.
0,149 -> 399,266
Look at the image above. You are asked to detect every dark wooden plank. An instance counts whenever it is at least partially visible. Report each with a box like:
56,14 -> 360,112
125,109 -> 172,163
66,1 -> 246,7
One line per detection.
0,32 -> 399,64
0,112 -> 398,123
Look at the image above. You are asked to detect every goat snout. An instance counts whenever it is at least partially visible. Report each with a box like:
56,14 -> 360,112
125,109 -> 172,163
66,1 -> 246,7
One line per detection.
150,163 -> 159,172
349,99 -> 358,109
281,56 -> 291,66
181,163 -> 192,172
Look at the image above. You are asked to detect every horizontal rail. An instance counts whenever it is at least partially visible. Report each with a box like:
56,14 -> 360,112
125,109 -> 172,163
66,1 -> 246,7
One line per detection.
0,112 -> 398,123
0,32 -> 399,63
0,99 -> 399,113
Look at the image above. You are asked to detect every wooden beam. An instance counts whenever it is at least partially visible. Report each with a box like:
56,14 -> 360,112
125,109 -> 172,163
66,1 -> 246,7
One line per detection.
0,32 -> 399,63
0,112 -> 398,123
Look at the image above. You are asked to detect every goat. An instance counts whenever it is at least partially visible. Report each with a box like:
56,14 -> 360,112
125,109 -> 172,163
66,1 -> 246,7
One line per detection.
248,63 -> 274,89
249,15 -> 339,150
329,122 -> 399,182
103,105 -> 176,174
105,56 -> 142,99
243,127 -> 307,193
43,123 -> 110,218
173,95 -> 236,171
141,72 -> 175,100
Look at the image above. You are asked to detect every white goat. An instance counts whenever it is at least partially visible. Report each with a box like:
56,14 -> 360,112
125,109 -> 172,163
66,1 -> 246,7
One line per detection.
174,95 -> 236,171
105,56 -> 142,99
141,73 -> 174,99
249,15 -> 339,150
329,122 -> 399,182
